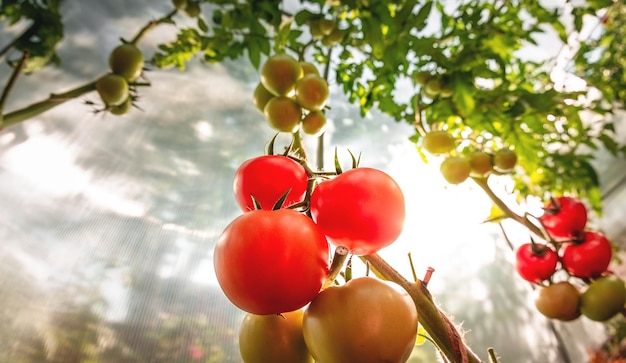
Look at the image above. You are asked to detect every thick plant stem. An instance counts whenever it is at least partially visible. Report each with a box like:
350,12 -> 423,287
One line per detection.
362,253 -> 483,363
1,80 -> 97,129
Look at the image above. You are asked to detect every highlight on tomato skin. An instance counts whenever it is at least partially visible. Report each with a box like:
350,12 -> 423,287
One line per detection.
302,277 -> 418,363
309,167 -> 406,256
233,155 -> 308,211
213,209 -> 329,315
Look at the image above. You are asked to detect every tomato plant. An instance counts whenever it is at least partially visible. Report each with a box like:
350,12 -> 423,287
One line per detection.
561,231 -> 613,279
539,196 -> 588,241
239,309 -> 313,363
233,155 -> 308,211
213,209 -> 329,315
534,281 -> 581,321
580,275 -> 626,322
303,277 -> 418,363
309,167 -> 405,255
515,243 -> 558,284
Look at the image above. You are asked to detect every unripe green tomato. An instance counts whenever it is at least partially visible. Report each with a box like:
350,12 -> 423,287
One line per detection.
468,151 -> 493,177
423,77 -> 442,99
109,43 -> 144,81
109,96 -> 132,116
413,71 -> 431,85
303,277 -> 418,363
493,148 -> 517,173
421,130 -> 456,155
295,74 -> 329,111
96,74 -> 129,107
239,309 -> 313,363
264,96 -> 302,133
580,275 -> 626,322
301,110 -> 327,136
252,82 -> 275,113
440,156 -> 471,184
261,53 -> 303,96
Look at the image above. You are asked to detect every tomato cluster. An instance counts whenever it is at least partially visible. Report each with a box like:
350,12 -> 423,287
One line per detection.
513,196 -> 625,322
95,42 -> 144,116
253,53 -> 330,136
418,130 -> 518,184
214,141 -> 413,361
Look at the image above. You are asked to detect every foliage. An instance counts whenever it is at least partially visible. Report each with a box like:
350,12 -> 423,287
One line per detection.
0,0 -> 64,73
150,0 -> 625,211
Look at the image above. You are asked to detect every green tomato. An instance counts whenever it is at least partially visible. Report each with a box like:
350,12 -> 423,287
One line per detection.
96,74 -> 129,107
580,275 -> 626,322
109,43 -> 144,81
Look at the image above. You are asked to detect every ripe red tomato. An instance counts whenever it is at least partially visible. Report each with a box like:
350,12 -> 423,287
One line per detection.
539,196 -> 587,240
214,209 -> 329,315
561,230 -> 612,279
309,167 -> 406,255
233,155 -> 308,211
515,243 -> 558,283
303,277 -> 418,363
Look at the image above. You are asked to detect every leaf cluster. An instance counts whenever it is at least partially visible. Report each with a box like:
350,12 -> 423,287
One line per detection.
0,0 -> 64,73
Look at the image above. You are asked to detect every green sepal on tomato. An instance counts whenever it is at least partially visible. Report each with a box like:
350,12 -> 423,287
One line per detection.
303,277 -> 418,363
233,155 -> 308,211
213,209 -> 329,315
309,167 -> 406,255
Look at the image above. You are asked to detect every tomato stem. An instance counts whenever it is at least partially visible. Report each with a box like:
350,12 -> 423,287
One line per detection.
362,253 -> 483,363
1,79 -> 98,129
323,246 -> 349,289
0,50 -> 28,126
487,347 -> 500,363
130,9 -> 178,45
472,176 -> 545,238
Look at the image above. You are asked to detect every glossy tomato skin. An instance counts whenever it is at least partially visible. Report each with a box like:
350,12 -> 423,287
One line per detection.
233,155 -> 308,211
540,196 -> 587,240
580,275 -> 626,322
214,209 -> 329,315
309,167 -> 406,255
303,277 -> 418,363
534,281 -> 581,321
515,243 -> 558,283
239,309 -> 313,363
561,231 -> 612,279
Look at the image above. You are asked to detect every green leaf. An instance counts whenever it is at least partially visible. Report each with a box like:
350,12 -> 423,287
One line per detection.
197,17 -> 209,32
451,74 -> 476,117
482,204 -> 508,224
294,9 -> 318,26
414,1 -> 433,31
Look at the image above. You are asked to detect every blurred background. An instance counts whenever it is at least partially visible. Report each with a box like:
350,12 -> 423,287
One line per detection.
1,1 -> 626,362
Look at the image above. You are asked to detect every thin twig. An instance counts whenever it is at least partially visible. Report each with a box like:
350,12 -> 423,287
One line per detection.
0,50 -> 29,125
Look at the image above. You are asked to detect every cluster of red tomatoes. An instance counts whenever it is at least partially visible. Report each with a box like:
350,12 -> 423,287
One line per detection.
213,152 -> 419,362
515,196 -> 626,322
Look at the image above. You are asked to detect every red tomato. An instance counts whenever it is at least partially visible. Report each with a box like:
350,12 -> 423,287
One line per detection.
515,243 -> 558,283
233,155 -> 308,211
561,231 -> 612,279
539,196 -> 587,240
309,167 -> 406,256
214,209 -> 329,315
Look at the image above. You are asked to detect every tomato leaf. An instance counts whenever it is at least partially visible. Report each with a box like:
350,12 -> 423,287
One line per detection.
482,204 -> 508,224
